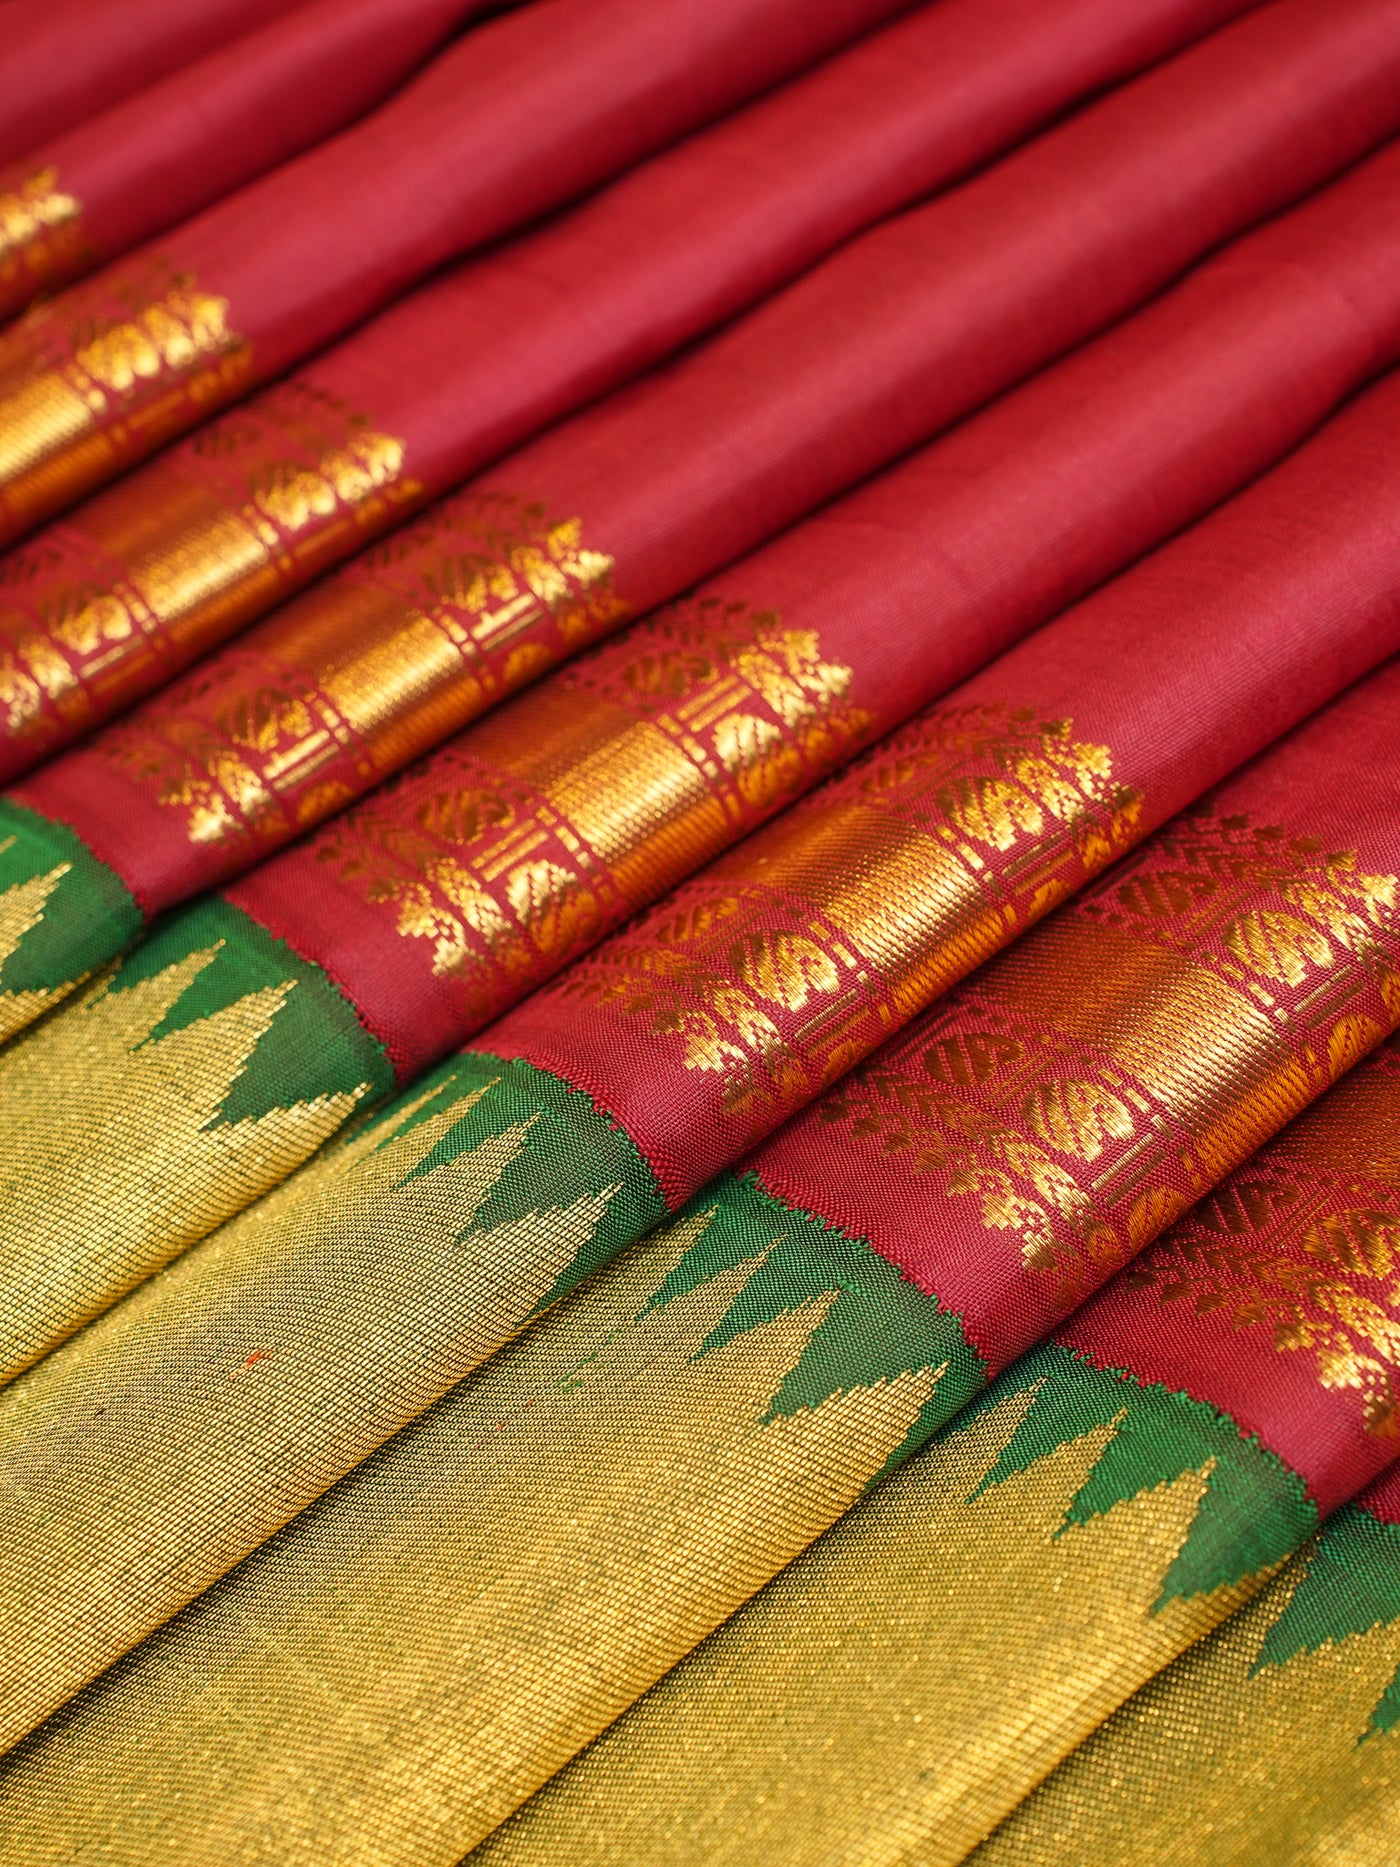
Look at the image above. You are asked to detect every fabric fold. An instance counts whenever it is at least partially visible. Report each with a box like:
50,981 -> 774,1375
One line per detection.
5,162 -> 1400,1380
3,650 -> 1399,1865
474,1033 -> 1400,1867
970,1448 -> 1400,1866
0,0 -> 1292,778
0,0 -> 921,545
0,0 -> 502,325
2,368 -> 1400,1765
4,100 -> 1400,1047
0,0 -> 305,170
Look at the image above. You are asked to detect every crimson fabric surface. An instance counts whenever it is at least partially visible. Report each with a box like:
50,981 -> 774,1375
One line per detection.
0,0 -> 503,323
8,0 -> 1398,828
220,200 -> 1400,1077
0,0 -> 916,544
0,0 -> 1256,779
493,366 -> 1400,1209
0,0 -> 306,168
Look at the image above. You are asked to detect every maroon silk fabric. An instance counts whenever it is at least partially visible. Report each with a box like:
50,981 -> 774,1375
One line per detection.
0,0 -> 503,323
0,0 -> 1260,773
0,0 -> 306,168
0,0 -> 915,542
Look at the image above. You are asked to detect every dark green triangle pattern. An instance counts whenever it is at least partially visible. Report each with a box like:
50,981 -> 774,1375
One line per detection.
1253,1502 -> 1400,1737
110,896 -> 394,1125
965,1340 -> 1316,1604
375,1047 -> 670,1304
645,1170 -> 986,1473
0,799 -> 141,996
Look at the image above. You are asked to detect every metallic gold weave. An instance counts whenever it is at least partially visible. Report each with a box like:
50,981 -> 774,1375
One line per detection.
0,935 -> 373,1380
0,168 -> 84,315
0,1211 -> 937,1857
0,851 -> 70,1038
97,493 -> 623,848
307,606 -> 871,1009
970,1530 -> 1400,1867
478,1386 -> 1265,1867
818,808 -> 1400,1310
550,702 -> 1138,1132
0,262 -> 252,537
1121,1040 -> 1400,1436
0,382 -> 412,753
0,1075 -> 629,1748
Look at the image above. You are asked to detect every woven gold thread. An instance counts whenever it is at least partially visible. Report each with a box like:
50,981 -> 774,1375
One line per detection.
0,1081 -> 620,1749
0,1216 -> 936,1850
0,275 -> 253,532
0,945 -> 369,1382
818,815 -> 1400,1296
555,707 -> 1134,1117
0,857 -> 69,1039
102,500 -> 623,848
971,1556 -> 1400,1867
476,1389 -> 1263,1867
0,424 -> 412,745
0,168 -> 84,314
306,614 -> 870,1004
1122,1046 -> 1400,1436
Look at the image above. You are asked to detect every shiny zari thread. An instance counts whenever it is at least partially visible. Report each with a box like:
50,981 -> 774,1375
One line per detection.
818,808 -> 1400,1304
557,704 -> 1140,1121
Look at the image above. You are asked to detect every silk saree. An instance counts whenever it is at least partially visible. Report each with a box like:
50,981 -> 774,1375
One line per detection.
3,5 -> 1400,1864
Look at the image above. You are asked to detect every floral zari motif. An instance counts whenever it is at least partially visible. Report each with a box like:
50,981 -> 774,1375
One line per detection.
820,807 -> 1400,1302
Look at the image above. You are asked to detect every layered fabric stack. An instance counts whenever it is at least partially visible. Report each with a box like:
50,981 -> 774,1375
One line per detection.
2,2 -> 1400,1862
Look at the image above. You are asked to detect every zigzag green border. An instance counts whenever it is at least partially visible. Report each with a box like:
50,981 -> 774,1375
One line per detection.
968,1340 -> 1317,1603
0,798 -> 141,996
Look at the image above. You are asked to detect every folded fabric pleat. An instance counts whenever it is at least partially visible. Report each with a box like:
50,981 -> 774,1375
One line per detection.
4,27 -> 1399,1049
0,0 -> 305,169
0,0 -> 502,324
5,643 -> 1400,1866
0,0 -> 1258,781
970,1449 -> 1400,1866
3,362 -> 1400,1777
476,1027 -> 1400,1867
5,145 -> 1400,1388
0,0 -> 918,545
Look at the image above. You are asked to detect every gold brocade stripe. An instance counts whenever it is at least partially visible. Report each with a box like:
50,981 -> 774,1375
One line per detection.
0,169 -> 85,314
812,805 -> 1400,1302
0,269 -> 253,538
549,704 -> 1139,1128
304,615 -> 873,1002
0,418 -> 413,749
554,803 -> 1008,1114
98,497 -> 626,850
988,917 -> 1313,1175
1121,1040 -> 1400,1437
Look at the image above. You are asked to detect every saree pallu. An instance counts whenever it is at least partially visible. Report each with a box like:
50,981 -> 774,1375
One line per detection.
475,1029 -> 1400,1867
0,0 -> 914,544
5,652 -> 1400,1866
4,166 -> 1400,1382
0,0 -> 502,324
0,0 -> 305,169
4,370 -> 1400,1769
972,1461 -> 1400,1865
0,0 -> 1260,785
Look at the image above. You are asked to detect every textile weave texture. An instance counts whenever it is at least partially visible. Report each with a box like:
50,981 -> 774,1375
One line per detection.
7,7 -> 1400,1865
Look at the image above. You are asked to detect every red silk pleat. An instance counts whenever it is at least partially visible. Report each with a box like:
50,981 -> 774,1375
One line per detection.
0,0 -> 305,168
0,0 -> 502,323
0,0 -> 915,542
